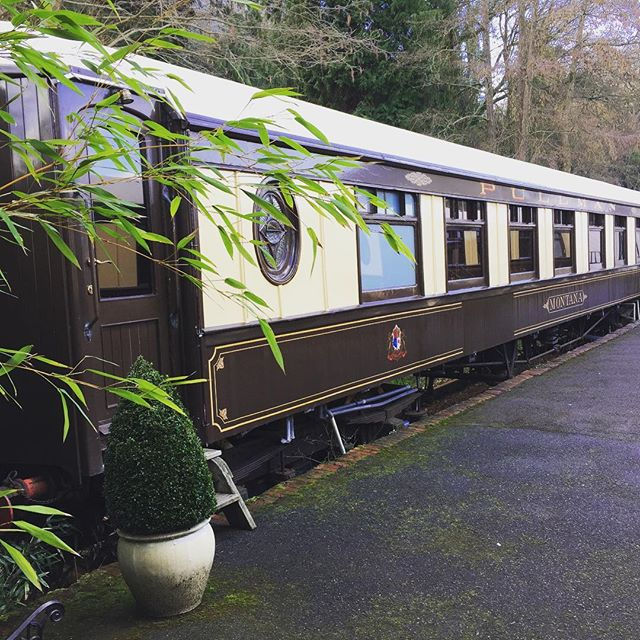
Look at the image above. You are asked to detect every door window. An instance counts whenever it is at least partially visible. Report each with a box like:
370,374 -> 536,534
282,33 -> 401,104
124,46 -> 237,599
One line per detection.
87,120 -> 154,298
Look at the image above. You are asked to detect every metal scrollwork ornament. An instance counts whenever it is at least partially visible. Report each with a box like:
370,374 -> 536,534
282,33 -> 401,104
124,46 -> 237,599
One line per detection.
253,185 -> 300,285
6,600 -> 65,640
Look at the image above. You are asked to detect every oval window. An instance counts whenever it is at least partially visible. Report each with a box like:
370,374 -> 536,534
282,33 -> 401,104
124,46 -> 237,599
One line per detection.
253,185 -> 300,285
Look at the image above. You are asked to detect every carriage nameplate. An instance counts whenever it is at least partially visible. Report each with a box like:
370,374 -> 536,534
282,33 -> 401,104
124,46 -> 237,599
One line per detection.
543,290 -> 587,314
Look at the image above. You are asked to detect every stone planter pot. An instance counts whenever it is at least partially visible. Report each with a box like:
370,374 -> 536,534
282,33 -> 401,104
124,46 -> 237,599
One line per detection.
118,519 -> 215,617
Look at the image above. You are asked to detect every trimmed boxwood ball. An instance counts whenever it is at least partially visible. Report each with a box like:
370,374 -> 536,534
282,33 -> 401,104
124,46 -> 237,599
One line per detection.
104,357 -> 216,535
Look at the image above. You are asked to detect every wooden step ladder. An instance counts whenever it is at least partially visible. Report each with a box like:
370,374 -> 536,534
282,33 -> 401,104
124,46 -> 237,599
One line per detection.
203,449 -> 256,531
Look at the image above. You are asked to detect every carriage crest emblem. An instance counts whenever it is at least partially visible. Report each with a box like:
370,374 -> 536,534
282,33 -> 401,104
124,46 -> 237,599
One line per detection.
387,324 -> 407,362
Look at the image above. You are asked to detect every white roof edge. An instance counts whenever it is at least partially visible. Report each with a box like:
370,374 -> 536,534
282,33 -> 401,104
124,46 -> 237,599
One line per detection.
5,22 -> 640,208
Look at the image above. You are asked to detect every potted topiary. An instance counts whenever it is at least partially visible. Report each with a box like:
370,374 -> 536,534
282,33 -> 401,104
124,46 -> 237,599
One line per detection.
104,356 -> 216,617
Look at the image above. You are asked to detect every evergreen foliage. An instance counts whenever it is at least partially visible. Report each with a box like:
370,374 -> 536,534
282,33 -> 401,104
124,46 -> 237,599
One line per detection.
104,357 -> 216,536
286,0 -> 469,133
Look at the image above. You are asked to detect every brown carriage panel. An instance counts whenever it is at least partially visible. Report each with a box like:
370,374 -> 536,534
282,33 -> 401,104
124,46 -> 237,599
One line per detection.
0,81 -> 85,481
205,302 -> 463,437
101,319 -> 161,410
513,271 -> 638,337
608,269 -> 640,302
462,293 -> 514,354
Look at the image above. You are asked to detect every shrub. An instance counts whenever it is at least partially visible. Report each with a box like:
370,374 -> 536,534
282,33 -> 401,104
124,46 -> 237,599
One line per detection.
104,357 -> 216,535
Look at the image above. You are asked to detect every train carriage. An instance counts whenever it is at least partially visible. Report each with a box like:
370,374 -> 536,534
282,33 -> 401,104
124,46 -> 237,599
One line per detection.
2,28 -> 640,496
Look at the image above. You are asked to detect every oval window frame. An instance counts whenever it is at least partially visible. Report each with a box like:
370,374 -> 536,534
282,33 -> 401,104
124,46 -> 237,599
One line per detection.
252,184 -> 301,285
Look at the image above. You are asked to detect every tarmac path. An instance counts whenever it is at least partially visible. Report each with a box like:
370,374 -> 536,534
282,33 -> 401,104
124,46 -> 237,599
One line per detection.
4,325 -> 640,640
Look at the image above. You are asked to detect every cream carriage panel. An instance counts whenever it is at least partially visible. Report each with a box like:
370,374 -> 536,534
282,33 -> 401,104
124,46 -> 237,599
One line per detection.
575,212 -> 589,274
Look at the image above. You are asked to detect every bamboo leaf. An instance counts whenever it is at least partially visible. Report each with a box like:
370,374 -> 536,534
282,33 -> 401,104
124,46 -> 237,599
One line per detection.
61,377 -> 87,407
278,136 -> 311,157
259,319 -> 284,373
170,196 -> 181,217
0,208 -> 25,250
177,231 -> 196,251
13,520 -> 79,556
0,540 -> 41,590
107,387 -> 152,408
39,221 -> 80,269
225,277 -> 246,289
306,227 -> 322,273
287,109 -> 329,144
251,87 -> 301,100
243,290 -> 269,308
6,505 -> 71,517
0,344 -> 32,376
57,388 -> 70,442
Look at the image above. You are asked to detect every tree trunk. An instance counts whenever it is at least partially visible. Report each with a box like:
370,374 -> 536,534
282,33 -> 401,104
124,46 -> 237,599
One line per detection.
480,0 -> 496,151
560,0 -> 589,172
516,0 -> 535,161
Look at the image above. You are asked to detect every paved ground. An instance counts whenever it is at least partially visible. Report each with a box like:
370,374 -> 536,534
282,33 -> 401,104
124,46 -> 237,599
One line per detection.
5,326 -> 640,640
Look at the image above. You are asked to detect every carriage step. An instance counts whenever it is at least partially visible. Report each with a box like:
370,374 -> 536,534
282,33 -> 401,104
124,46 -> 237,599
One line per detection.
203,448 -> 257,531
215,492 -> 238,509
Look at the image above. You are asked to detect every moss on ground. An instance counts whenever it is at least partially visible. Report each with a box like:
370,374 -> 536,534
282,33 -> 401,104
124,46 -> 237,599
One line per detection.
307,591 -> 510,640
0,565 -> 286,640
262,424 -> 461,517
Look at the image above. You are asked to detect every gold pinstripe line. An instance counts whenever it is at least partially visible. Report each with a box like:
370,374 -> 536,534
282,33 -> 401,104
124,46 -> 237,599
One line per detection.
513,269 -> 638,298
514,293 -> 639,336
211,347 -> 464,432
208,302 -> 462,428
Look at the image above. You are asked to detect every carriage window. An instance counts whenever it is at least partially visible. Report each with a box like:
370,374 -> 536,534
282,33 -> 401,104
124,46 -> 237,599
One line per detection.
614,216 -> 627,267
636,222 -> 640,263
553,210 -> 575,275
357,189 -> 419,301
588,213 -> 605,271
446,198 -> 486,289
509,205 -> 537,280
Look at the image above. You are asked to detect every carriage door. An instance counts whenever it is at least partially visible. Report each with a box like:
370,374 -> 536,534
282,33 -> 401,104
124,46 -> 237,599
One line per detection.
59,83 -> 174,432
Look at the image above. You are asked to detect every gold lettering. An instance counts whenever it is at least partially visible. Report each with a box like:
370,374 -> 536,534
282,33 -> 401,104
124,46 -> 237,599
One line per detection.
512,188 -> 526,201
538,191 -> 551,204
480,182 -> 496,196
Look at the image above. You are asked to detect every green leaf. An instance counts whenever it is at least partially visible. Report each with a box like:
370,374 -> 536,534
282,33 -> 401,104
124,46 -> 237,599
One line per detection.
0,109 -> 15,125
58,377 -> 86,407
0,209 -> 24,250
107,387 -> 152,408
13,520 -> 79,556
225,277 -> 246,289
153,395 -> 185,416
306,227 -> 322,273
243,191 -> 293,228
0,344 -> 32,376
57,388 -> 70,442
6,505 -> 71,517
0,540 -> 41,590
39,221 -> 80,269
251,87 -> 301,100
259,318 -> 284,373
177,231 -> 196,250
287,109 -> 329,144
278,136 -> 311,157
170,196 -> 181,217
243,290 -> 269,308
138,229 -> 173,245
380,222 -> 416,262
32,355 -> 70,369
158,27 -> 216,43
